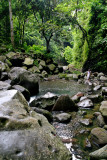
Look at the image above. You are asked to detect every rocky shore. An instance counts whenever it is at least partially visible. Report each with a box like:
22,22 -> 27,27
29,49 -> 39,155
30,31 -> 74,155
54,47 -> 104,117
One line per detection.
0,51 -> 107,160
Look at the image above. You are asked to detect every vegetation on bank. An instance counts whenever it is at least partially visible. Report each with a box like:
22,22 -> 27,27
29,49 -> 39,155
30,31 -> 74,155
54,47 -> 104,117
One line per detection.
0,0 -> 107,73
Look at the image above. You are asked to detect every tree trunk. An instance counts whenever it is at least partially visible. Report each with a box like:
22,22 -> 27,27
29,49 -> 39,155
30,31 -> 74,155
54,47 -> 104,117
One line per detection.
9,0 -> 14,48
46,39 -> 50,53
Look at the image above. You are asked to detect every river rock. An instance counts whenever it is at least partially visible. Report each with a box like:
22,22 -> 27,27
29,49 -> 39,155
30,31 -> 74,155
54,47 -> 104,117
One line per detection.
102,87 -> 107,96
0,81 -> 11,90
0,90 -> 71,160
52,94 -> 78,112
89,145 -> 107,160
8,67 -> 39,95
30,92 -> 58,111
77,98 -> 93,108
12,85 -> 30,101
53,113 -> 71,123
99,101 -> 107,117
90,127 -> 107,145
98,72 -> 104,77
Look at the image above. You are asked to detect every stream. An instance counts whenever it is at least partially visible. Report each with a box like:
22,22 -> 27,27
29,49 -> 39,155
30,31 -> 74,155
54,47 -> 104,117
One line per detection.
30,79 -> 88,160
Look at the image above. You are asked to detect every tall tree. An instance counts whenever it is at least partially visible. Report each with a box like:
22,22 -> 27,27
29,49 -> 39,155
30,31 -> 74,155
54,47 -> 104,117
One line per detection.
8,0 -> 14,47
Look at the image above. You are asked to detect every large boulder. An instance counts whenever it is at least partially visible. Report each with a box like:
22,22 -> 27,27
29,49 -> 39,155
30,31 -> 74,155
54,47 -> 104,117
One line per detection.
90,127 -> 107,146
99,101 -> 107,118
52,94 -> 78,112
8,67 -> 39,95
0,90 -> 71,160
89,145 -> 107,160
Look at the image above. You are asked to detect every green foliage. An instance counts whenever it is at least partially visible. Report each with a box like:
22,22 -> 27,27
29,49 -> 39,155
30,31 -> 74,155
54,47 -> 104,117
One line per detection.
33,59 -> 39,67
63,46 -> 72,63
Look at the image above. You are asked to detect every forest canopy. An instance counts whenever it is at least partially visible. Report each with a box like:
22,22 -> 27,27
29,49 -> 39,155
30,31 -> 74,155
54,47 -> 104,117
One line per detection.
0,0 -> 107,73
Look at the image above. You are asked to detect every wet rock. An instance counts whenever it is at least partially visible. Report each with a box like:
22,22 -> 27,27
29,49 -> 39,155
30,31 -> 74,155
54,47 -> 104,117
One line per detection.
100,101 -> 107,118
52,94 -> 78,112
90,127 -> 107,146
80,118 -> 92,126
12,85 -> 30,101
6,52 -> 16,59
102,87 -> 107,96
30,92 -> 58,111
89,145 -> 107,160
0,90 -> 71,160
0,81 -> 11,90
53,113 -> 71,123
77,98 -> 93,108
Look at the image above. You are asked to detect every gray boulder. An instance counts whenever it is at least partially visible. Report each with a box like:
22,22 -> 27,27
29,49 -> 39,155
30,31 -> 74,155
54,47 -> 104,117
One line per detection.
52,94 -> 78,112
8,67 -> 39,95
89,145 -> 107,160
0,90 -> 71,160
